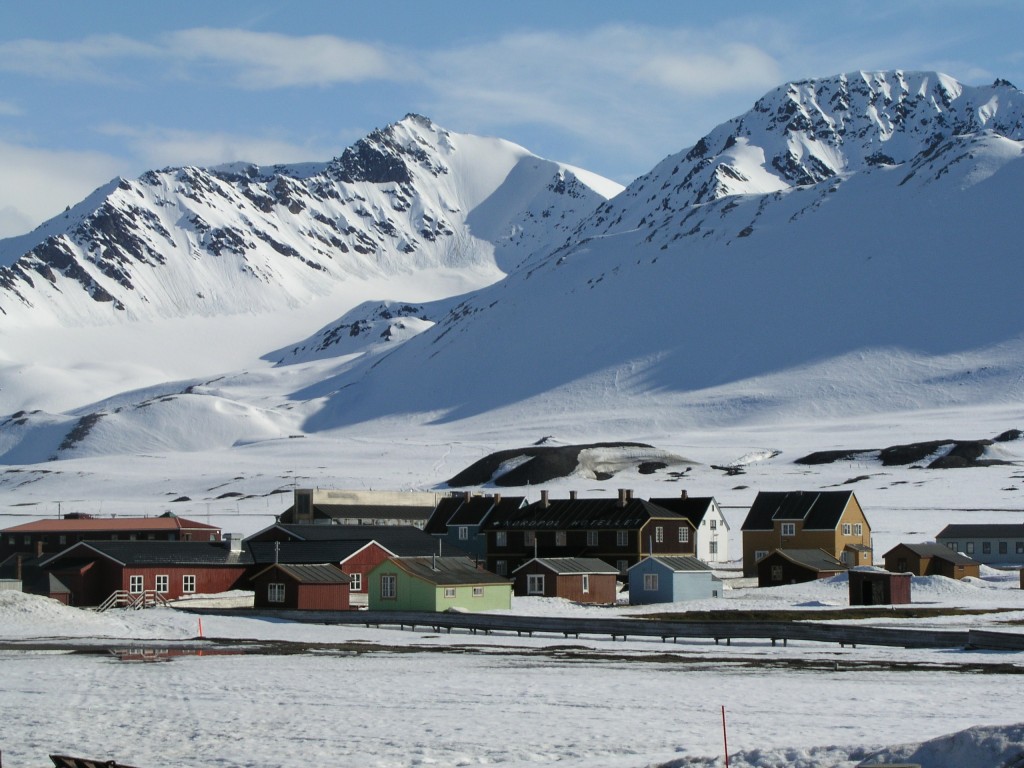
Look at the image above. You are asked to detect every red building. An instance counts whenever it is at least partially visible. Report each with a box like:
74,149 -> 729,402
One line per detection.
251,563 -> 350,610
38,539 -> 251,606
512,557 -> 620,605
1,513 -> 221,560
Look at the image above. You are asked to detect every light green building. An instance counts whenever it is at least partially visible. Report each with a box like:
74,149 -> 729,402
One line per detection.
367,556 -> 512,612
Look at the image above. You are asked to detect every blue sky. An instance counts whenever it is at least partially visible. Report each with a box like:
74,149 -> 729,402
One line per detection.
0,0 -> 1021,237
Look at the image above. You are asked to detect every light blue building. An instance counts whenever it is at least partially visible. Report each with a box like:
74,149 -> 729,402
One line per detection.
628,556 -> 722,605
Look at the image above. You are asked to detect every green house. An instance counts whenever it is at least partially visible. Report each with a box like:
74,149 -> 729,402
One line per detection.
367,556 -> 512,612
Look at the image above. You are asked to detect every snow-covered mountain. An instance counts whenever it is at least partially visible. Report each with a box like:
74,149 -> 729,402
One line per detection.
0,114 -> 619,326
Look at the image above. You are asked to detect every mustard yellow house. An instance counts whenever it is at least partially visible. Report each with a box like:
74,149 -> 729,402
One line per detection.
740,491 -> 873,577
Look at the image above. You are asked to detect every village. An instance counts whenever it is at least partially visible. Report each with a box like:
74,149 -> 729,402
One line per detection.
2,486 -> 1022,614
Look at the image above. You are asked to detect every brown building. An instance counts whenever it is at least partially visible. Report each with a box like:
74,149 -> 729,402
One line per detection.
512,557 -> 619,605
883,542 -> 981,580
757,548 -> 847,587
481,489 -> 697,578
741,491 -> 872,577
1,513 -> 221,560
251,563 -> 350,611
849,569 -> 912,605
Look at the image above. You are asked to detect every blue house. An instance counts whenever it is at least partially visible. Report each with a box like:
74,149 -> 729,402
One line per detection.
628,556 -> 721,605
424,493 -> 525,559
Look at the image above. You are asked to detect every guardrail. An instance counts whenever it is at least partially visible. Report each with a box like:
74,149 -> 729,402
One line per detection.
179,607 -> 1024,651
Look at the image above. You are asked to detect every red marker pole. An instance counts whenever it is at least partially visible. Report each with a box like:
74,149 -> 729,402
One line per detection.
722,705 -> 729,768
198,617 -> 204,638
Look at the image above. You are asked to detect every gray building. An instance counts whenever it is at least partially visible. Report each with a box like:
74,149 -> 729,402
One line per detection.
936,523 -> 1024,565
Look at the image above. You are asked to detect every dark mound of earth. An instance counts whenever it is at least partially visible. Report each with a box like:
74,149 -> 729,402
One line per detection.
446,442 -> 653,488
795,430 -> 1020,469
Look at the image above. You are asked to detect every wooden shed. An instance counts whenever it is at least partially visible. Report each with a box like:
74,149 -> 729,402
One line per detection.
628,556 -> 722,605
848,568 -> 912,605
882,542 -> 980,580
757,549 -> 847,587
251,563 -> 350,611
512,557 -> 619,605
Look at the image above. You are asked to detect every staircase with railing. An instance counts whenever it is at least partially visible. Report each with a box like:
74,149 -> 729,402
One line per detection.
96,590 -> 170,612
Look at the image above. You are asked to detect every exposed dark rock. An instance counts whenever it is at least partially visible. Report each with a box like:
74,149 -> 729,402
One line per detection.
446,442 -> 655,487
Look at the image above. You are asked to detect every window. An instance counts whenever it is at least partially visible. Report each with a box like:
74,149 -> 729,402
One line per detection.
496,560 -> 507,576
770,565 -> 784,582
582,574 -> 590,593
129,575 -> 144,594
472,586 -> 484,598
59,535 -> 67,545
853,523 -> 863,536
982,542 -> 992,554
182,533 -> 191,541
349,573 -> 362,592
23,535 -> 31,545
129,534 -> 137,541
678,527 -> 689,543
524,531 -> 535,546
708,541 -> 718,555
555,531 -> 567,546
781,523 -> 795,537
586,530 -> 598,547
616,530 -> 628,547
444,587 -> 456,599
655,526 -> 664,543
643,573 -> 658,591
709,519 -> 717,530
896,558 -> 908,572
209,534 -> 216,541
999,541 -> 1008,555
6,536 -> 13,545
495,531 -> 507,547
182,575 -> 196,593
842,523 -> 851,536
966,542 -> 975,554
458,526 -> 469,541
617,560 -> 629,574
527,574 -> 545,595
840,551 -> 849,564
380,574 -> 397,599
755,550 -> 768,562
267,583 -> 285,603
947,542 -> 957,551
1017,542 -> 1024,554
155,575 -> 169,594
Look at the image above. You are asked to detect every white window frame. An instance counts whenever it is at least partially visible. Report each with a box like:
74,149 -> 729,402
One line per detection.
523,531 -> 535,546
267,583 -> 285,603
458,526 -> 469,541
586,530 -> 598,547
842,523 -> 852,536
643,573 -> 658,591
128,575 -> 144,594
182,575 -> 196,594
380,574 -> 397,599
555,530 -> 567,546
349,572 -> 362,592
771,565 -> 784,582
581,574 -> 590,593
678,527 -> 689,543
527,574 -> 545,595
965,542 -> 975,554
444,587 -> 456,599
616,530 -> 628,547
853,523 -> 863,536
472,586 -> 484,598
709,519 -> 717,530
755,550 -> 769,562
781,523 -> 796,537
655,526 -> 664,543
155,574 -> 169,594
495,531 -> 508,547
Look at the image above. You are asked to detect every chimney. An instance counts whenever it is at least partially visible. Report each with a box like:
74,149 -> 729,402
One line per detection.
569,490 -> 578,500
680,489 -> 688,499
223,533 -> 244,553
493,493 -> 501,504
463,491 -> 472,502
541,490 -> 550,508
626,489 -> 634,501
617,488 -> 627,507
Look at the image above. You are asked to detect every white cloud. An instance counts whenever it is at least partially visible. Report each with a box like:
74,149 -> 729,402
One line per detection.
0,34 -> 158,82
165,28 -> 411,88
0,140 -> 124,238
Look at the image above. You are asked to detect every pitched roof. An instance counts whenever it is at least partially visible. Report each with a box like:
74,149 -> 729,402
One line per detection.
884,542 -> 979,565
300,503 -> 434,523
389,556 -> 511,586
741,491 -> 857,531
262,524 -> 462,556
423,496 -> 463,535
760,548 -> 847,572
482,497 -> 685,532
936,523 -> 1024,539
630,555 -> 713,573
253,563 -> 349,584
647,497 -> 722,528
512,557 -> 619,575
2,516 -> 220,534
248,539 -> 381,566
40,541 -> 252,568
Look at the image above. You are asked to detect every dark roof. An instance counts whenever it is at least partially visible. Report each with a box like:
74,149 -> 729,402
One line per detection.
482,497 -> 685,532
741,491 -> 857,531
885,542 -> 979,565
310,504 -> 433,522
936,523 -> 1024,539
259,524 -> 463,557
248,539 -> 378,565
631,555 -> 713,573
390,556 -> 511,586
512,557 -> 619,575
40,541 -> 252,568
2,517 -> 219,534
647,497 -> 719,528
253,563 -> 349,584
760,548 -> 847,572
424,495 -> 526,535
424,496 -> 463,535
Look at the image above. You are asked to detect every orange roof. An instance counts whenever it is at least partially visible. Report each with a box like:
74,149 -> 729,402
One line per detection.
3,517 -> 220,534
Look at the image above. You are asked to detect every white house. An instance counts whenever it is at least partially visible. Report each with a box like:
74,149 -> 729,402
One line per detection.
649,493 -> 730,564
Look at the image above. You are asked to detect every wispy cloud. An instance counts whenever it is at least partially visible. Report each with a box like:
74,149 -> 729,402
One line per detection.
0,34 -> 158,83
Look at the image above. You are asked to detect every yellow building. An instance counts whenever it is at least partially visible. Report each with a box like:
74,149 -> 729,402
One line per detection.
740,491 -> 872,577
